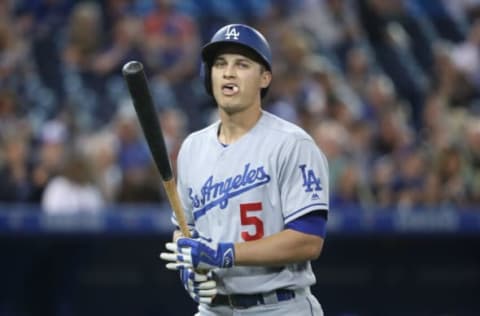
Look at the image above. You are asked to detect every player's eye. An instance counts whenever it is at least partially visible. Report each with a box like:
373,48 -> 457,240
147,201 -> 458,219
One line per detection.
237,62 -> 249,69
213,59 -> 226,67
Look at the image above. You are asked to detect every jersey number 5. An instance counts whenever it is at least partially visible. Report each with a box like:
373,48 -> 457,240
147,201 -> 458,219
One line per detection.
240,202 -> 264,241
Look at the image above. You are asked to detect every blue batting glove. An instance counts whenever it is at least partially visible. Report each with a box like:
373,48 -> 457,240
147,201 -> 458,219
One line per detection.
178,238 -> 235,270
179,267 -> 217,304
160,238 -> 235,270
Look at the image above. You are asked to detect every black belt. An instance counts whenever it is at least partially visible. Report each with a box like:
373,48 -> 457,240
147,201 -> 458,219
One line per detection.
211,289 -> 296,309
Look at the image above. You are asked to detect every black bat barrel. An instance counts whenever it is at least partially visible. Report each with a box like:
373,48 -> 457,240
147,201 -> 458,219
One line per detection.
122,61 -> 173,181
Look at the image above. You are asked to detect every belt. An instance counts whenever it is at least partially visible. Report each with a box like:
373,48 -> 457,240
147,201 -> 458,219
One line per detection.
211,289 -> 296,309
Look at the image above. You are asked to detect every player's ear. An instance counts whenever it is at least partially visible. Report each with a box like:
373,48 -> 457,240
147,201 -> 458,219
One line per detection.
260,69 -> 272,89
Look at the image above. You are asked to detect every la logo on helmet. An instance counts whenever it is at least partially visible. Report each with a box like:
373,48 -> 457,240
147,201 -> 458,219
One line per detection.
225,26 -> 240,40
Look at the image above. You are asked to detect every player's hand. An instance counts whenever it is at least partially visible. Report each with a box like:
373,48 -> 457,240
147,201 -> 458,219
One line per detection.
180,267 -> 217,304
160,238 -> 235,270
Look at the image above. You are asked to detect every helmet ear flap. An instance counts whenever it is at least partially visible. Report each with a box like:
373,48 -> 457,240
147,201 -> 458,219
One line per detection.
200,62 -> 213,96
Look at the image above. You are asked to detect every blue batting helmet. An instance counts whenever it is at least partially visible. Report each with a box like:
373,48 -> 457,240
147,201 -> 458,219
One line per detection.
201,24 -> 272,98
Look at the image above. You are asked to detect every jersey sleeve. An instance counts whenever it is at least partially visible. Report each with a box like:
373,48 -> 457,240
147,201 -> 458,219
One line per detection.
279,138 -> 329,224
171,138 -> 195,229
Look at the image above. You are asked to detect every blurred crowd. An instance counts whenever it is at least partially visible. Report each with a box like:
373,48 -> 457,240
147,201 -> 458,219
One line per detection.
1,0 -> 480,212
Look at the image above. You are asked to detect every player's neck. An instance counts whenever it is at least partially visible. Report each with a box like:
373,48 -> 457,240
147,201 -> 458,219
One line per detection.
218,107 -> 262,145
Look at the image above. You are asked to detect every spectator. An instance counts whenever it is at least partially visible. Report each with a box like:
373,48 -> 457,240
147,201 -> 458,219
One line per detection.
302,55 -> 362,129
266,64 -> 305,125
451,18 -> 480,92
63,2 -> 103,71
370,157 -> 396,208
31,120 -> 69,202
91,15 -> 144,122
392,147 -> 428,208
362,74 -> 397,121
113,104 -> 163,203
16,0 -> 74,101
373,107 -> 413,157
0,15 -> 30,90
421,170 -> 442,207
142,0 -> 200,84
0,90 -> 30,141
435,145 -> 470,205
291,0 -> 363,63
332,163 -> 371,208
90,16 -> 143,78
311,120 -> 350,198
141,0 -> 201,130
344,45 -> 377,100
81,130 -> 121,203
347,119 -> 375,181
421,92 -> 452,152
464,118 -> 480,203
0,134 -> 35,202
158,107 -> 188,174
42,150 -> 104,214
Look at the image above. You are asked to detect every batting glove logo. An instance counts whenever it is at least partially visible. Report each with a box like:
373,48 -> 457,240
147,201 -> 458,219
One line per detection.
222,248 -> 234,267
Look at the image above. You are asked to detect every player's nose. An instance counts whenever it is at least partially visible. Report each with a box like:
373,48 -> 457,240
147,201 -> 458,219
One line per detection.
222,63 -> 236,78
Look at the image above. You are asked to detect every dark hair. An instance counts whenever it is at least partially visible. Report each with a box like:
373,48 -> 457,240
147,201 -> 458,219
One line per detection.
62,151 -> 94,185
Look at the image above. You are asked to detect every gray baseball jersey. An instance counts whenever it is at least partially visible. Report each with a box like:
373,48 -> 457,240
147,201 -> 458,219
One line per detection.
173,110 -> 329,295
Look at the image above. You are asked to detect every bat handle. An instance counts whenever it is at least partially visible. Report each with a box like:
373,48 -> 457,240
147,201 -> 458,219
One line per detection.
162,179 -> 191,238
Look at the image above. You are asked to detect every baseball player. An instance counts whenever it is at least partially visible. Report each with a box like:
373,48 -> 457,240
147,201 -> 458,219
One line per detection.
160,24 -> 329,316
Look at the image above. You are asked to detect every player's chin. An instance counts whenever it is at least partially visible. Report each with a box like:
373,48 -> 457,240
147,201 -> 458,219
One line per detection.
219,103 -> 244,115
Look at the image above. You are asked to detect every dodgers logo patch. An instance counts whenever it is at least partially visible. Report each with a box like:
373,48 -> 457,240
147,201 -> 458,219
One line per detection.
299,164 -> 322,192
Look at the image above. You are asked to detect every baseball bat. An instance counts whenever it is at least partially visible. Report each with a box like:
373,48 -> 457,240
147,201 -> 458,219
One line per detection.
122,60 -> 190,238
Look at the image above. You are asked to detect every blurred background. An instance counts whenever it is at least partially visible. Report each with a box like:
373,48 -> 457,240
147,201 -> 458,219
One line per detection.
0,0 -> 479,315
